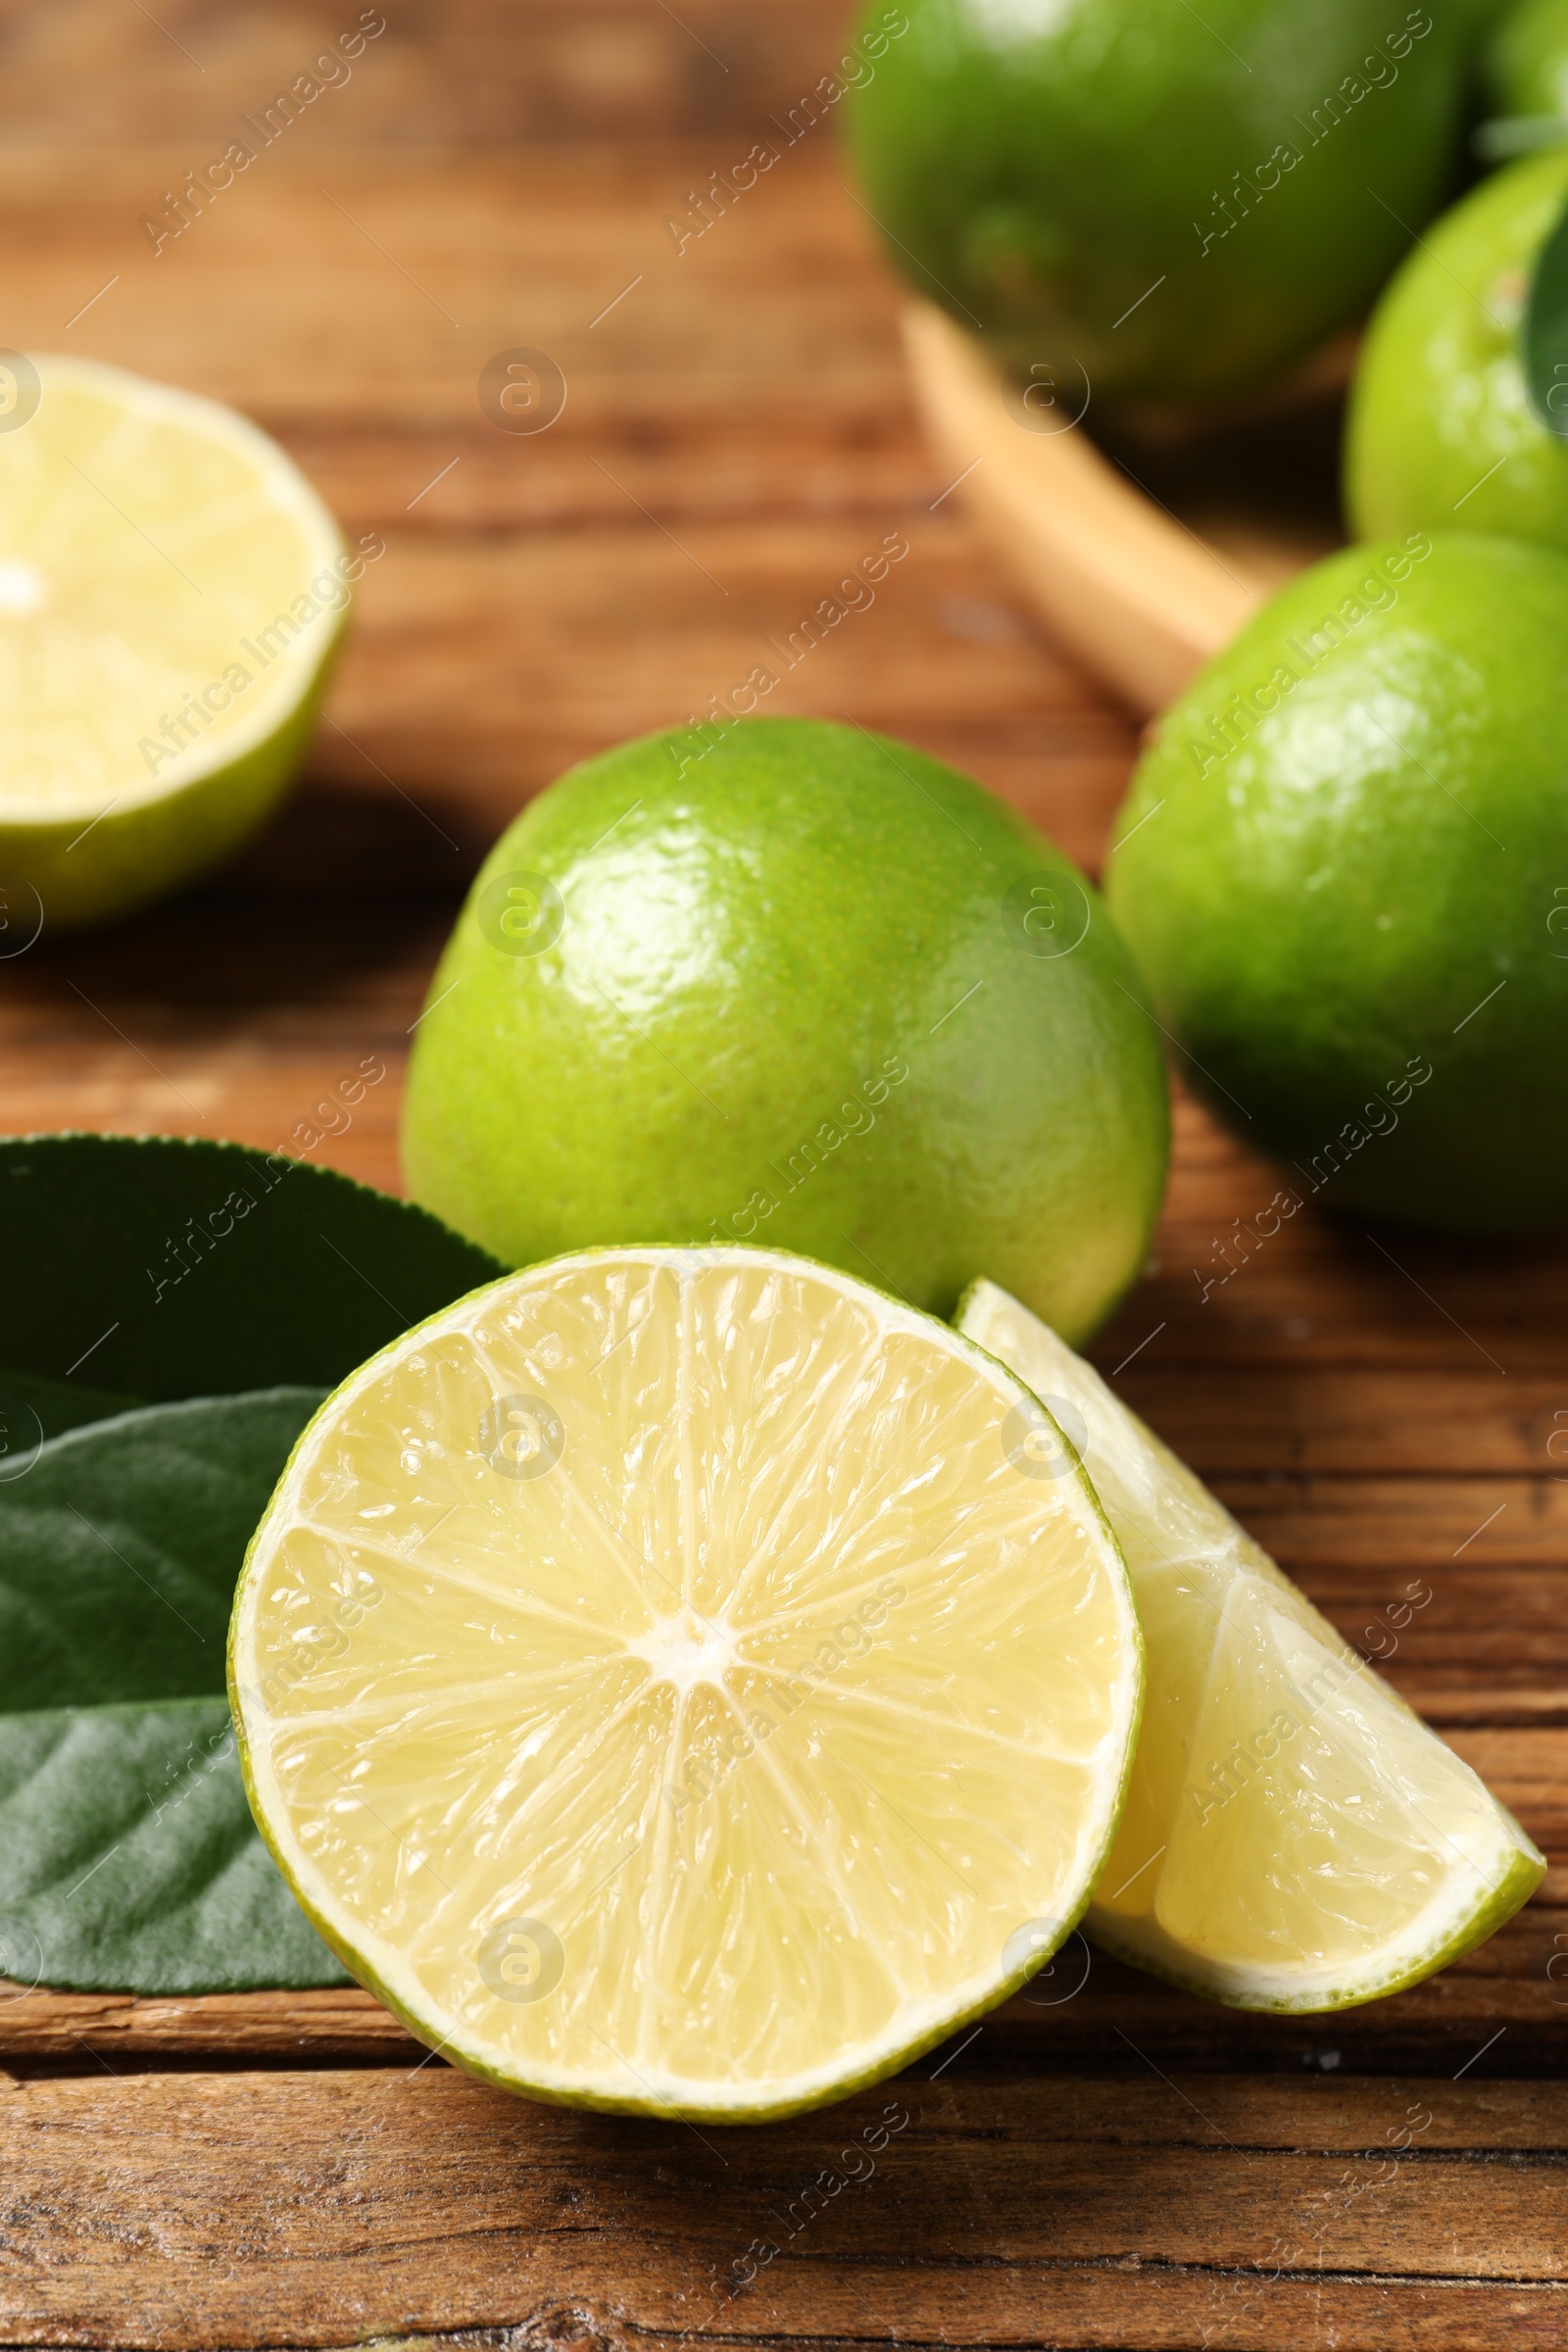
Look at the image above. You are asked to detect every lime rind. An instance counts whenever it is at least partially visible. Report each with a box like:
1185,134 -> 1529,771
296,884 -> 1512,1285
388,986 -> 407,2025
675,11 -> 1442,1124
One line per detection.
1087,1838 -> 1544,2016
8,651 -> 340,929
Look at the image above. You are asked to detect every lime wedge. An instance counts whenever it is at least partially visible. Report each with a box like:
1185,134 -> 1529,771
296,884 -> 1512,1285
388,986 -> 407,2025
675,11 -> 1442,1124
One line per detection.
229,1248 -> 1141,2120
0,354 -> 349,932
957,1279 -> 1544,2012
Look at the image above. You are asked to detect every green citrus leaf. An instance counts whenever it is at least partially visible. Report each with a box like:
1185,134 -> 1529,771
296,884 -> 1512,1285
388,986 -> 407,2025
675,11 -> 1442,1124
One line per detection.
0,1390 -> 322,1711
0,1387 -> 349,1992
1524,191 -> 1568,435
0,1697 -> 347,1993
0,1132 -> 505,1404
0,1142 -> 504,1995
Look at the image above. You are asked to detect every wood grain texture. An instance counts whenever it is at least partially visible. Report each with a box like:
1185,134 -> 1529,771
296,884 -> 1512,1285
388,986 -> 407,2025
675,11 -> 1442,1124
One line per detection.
0,6 -> 1565,2348
3,2067 -> 1568,2351
0,0 -> 857,146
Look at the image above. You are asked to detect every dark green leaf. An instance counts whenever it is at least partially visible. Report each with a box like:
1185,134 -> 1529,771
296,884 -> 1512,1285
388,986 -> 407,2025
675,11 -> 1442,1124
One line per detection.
0,1698 -> 348,1992
0,1136 -> 504,1994
0,1387 -> 350,1991
0,1132 -> 504,1404
0,1389 -> 323,1712
1523,193 -> 1568,437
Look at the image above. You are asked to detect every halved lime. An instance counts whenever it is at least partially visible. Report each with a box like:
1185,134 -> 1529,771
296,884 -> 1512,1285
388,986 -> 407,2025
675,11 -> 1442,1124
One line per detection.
229,1248 -> 1142,2119
958,1280 -> 1544,2012
0,353 -> 349,932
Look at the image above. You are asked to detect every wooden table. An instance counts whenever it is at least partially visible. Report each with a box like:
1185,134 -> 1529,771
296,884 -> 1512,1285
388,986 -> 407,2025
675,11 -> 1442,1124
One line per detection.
2,6 -> 1564,2344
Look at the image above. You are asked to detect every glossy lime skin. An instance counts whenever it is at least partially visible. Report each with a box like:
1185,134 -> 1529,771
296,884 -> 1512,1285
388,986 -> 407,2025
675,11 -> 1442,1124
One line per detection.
1105,537 -> 1568,1233
402,720 -> 1170,1344
844,0 -> 1475,400
1484,0 -> 1568,112
1347,148 -> 1568,545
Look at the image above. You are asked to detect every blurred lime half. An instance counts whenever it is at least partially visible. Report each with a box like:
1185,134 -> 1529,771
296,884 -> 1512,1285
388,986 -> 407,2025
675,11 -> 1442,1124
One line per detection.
0,353 -> 350,934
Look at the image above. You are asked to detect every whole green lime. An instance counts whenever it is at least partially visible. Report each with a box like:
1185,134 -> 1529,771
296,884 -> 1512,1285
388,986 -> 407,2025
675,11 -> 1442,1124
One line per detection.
1104,535 -> 1568,1234
402,719 -> 1169,1343
1346,148 -> 1568,544
844,0 -> 1478,402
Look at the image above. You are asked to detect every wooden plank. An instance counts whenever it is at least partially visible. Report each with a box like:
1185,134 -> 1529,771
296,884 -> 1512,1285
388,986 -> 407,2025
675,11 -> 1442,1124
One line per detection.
1206,1479 -> 1568,1572
138,2280 -> 1558,2352
0,1 -> 857,147
0,1983 -> 415,2062
2,2070 -> 1565,2350
1092,1120 -> 1568,1382
1117,1368 -> 1568,1477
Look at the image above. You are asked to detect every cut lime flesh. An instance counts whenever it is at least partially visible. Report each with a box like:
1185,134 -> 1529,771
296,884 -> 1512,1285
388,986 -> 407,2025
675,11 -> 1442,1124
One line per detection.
230,1248 -> 1142,2119
957,1280 -> 1544,2013
0,354 -> 348,929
